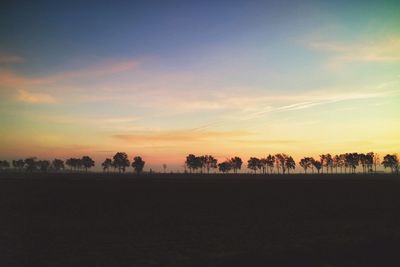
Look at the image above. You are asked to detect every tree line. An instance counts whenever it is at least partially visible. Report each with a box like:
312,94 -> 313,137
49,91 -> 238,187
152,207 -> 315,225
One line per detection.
0,152 -> 145,174
184,153 -> 399,174
0,152 -> 399,174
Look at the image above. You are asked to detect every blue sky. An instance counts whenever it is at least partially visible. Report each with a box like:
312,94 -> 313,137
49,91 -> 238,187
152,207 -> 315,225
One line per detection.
1,0 -> 399,170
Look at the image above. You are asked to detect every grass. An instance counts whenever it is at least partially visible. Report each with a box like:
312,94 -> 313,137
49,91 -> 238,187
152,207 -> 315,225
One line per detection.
1,173 -> 400,266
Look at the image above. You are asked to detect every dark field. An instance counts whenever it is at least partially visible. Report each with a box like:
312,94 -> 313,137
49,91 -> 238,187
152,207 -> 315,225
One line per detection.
1,173 -> 400,266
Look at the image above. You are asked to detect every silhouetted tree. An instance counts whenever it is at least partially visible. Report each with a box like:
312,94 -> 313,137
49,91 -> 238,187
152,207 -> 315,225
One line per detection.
185,154 -> 196,173
247,157 -> 260,173
382,154 -> 399,173
285,156 -> 296,174
333,155 -> 343,173
366,152 -> 374,173
132,156 -> 145,174
374,153 -> 380,173
76,158 -> 83,170
0,160 -> 10,171
218,161 -> 232,173
12,159 -> 25,171
345,153 -> 359,174
65,158 -> 82,171
260,158 -> 267,174
275,154 -> 288,174
266,154 -> 275,174
37,160 -> 50,172
81,156 -> 95,172
230,157 -> 242,174
102,158 -> 112,173
299,157 -> 312,173
113,152 -> 130,173
185,154 -> 202,173
25,157 -> 38,172
359,153 -> 367,174
198,156 -> 207,173
323,154 -> 333,173
312,158 -> 322,174
204,155 -> 218,174
66,158 -> 73,171
52,159 -> 64,171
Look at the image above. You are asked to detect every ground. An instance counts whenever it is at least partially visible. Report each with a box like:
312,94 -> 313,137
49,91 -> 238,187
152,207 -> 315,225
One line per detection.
1,173 -> 400,266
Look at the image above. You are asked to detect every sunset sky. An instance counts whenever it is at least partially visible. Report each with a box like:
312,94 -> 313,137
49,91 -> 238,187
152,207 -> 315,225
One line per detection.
1,0 -> 399,171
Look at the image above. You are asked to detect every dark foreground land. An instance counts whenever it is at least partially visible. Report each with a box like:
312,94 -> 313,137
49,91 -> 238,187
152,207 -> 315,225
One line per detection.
1,173 -> 400,266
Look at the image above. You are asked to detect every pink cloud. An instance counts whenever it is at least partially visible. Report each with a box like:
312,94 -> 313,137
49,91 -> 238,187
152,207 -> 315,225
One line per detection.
16,89 -> 57,104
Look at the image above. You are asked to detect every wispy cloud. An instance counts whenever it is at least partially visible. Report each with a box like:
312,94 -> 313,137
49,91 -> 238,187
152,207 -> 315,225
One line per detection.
237,86 -> 396,121
1,59 -> 139,88
306,37 -> 400,68
0,58 -> 139,104
16,89 -> 57,104
112,129 -> 252,144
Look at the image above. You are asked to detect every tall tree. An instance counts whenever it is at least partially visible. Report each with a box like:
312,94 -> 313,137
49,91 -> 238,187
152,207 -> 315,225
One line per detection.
81,156 -> 95,172
52,159 -> 65,171
311,158 -> 322,174
275,154 -> 287,174
218,161 -> 232,173
365,152 -> 374,173
345,153 -> 359,174
285,156 -> 296,174
230,157 -> 243,174
12,159 -> 25,171
266,154 -> 275,174
259,158 -> 267,174
319,155 -> 326,174
102,158 -> 113,173
299,157 -> 312,173
185,154 -> 197,173
382,154 -> 399,173
333,155 -> 343,174
204,155 -> 218,174
0,160 -> 10,171
323,154 -> 333,173
374,153 -> 380,173
25,157 -> 38,172
113,152 -> 130,173
66,158 -> 73,171
132,156 -> 145,174
359,153 -> 367,174
38,160 -> 50,172
247,157 -> 260,174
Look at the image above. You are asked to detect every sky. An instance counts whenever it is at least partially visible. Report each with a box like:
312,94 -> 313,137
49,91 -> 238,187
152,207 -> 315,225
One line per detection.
0,0 -> 399,171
